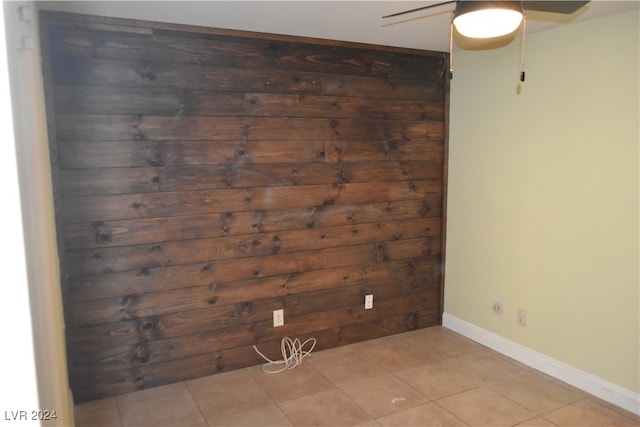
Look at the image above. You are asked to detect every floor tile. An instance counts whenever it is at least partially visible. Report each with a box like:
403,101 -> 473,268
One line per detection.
443,350 -> 525,383
395,361 -> 478,400
308,341 -> 373,362
116,382 -> 186,405
336,374 -> 429,419
360,335 -> 435,372
398,327 -> 484,360
75,397 -> 119,413
355,420 -> 383,427
377,402 -> 467,426
117,382 -> 206,427
278,389 -> 372,426
437,386 -> 536,426
75,407 -> 123,427
308,349 -> 388,384
487,371 -> 584,414
249,362 -> 334,402
516,416 -> 558,426
544,398 -> 639,426
186,369 -> 274,422
72,327 -> 638,427
75,397 -> 122,427
532,371 -> 589,400
210,405 -> 293,426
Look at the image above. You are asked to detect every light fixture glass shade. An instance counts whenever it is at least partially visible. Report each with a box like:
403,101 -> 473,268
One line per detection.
453,2 -> 523,38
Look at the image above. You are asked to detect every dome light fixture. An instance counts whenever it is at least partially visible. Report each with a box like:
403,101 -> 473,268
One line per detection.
453,1 -> 524,38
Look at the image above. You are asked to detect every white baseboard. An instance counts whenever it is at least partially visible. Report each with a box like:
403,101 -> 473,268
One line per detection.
442,312 -> 640,416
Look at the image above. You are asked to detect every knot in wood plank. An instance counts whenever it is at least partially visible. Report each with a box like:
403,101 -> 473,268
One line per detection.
420,201 -> 432,217
236,301 -> 254,318
134,344 -> 150,364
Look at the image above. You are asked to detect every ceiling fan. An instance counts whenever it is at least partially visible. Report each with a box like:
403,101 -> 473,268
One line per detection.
383,1 -> 590,81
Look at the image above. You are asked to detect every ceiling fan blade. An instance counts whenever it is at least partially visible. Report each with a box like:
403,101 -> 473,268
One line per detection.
382,0 -> 457,19
523,1 -> 590,14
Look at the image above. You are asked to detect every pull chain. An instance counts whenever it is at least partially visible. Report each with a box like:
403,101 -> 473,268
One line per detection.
519,11 -> 527,82
449,13 -> 454,80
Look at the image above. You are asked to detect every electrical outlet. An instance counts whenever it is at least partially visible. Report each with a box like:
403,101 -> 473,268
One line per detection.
517,309 -> 527,327
273,309 -> 284,327
492,301 -> 504,316
364,294 -> 373,309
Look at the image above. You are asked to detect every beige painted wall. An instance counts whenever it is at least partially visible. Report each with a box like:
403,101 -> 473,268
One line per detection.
446,9 -> 639,393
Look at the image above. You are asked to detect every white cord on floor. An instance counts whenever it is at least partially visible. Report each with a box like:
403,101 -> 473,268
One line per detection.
253,337 -> 316,374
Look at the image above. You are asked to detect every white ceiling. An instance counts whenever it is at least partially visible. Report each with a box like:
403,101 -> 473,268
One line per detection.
41,1 -> 639,52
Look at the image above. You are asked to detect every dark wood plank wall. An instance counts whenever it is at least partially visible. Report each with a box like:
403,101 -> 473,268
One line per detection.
39,11 -> 449,403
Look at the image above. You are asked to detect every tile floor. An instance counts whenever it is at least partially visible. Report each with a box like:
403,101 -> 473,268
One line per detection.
74,327 -> 639,426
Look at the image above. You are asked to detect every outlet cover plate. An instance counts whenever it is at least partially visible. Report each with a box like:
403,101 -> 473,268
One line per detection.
517,309 -> 527,327
365,294 -> 373,309
273,309 -> 284,327
492,300 -> 504,316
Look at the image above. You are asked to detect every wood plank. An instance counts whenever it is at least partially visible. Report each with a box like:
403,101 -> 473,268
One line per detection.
54,114 -> 438,142
53,85 -> 247,116
53,85 -> 445,122
70,367 -> 143,403
50,55 -> 324,95
68,303 -> 251,353
57,139 -> 322,168
256,291 -> 439,343
59,161 -> 443,196
58,167 -> 160,196
323,73 -> 445,100
65,217 -> 442,276
245,93 -> 446,121
62,198 -> 442,249
156,161 -> 443,191
60,180 -> 443,223
47,26 -> 443,80
326,139 -> 444,162
54,115 -> 333,142
68,277 -> 439,353
67,325 -> 253,377
57,139 -> 443,169
66,237 -> 441,302
66,262 -> 441,327
263,40 -> 444,81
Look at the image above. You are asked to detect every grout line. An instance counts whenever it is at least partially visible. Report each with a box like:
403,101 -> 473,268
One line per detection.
245,365 -> 300,427
304,346 -> 396,422
183,380 -> 211,426
116,402 -> 125,427
112,396 -> 125,427
518,414 -> 561,426
429,398 -> 473,426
